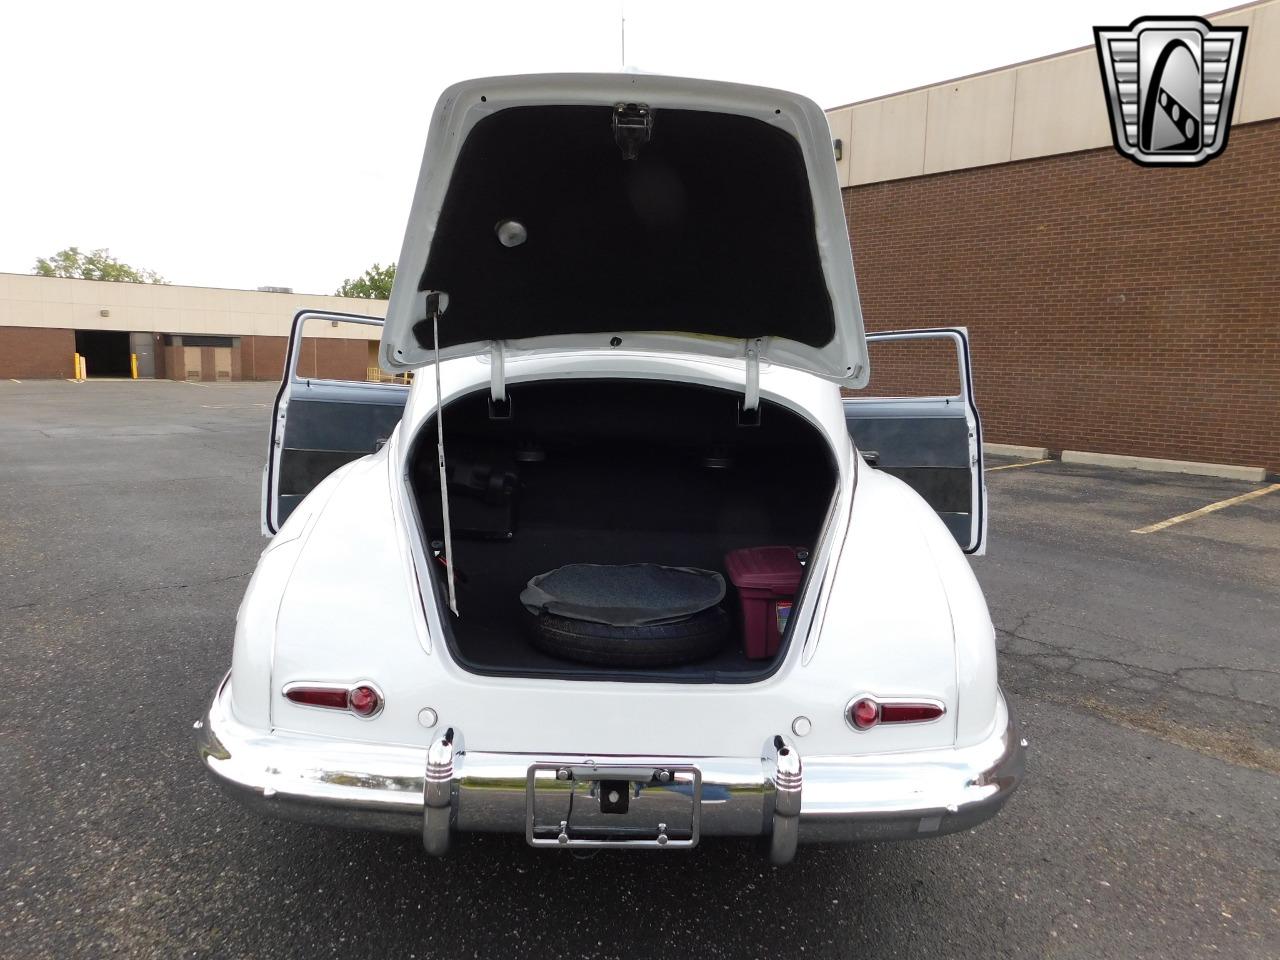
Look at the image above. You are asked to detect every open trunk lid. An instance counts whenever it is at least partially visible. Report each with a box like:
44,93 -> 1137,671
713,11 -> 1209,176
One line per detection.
382,73 -> 869,386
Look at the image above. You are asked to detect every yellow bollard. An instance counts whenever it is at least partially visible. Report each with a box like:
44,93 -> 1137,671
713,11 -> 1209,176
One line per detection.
130,353 -> 138,379
73,353 -> 83,381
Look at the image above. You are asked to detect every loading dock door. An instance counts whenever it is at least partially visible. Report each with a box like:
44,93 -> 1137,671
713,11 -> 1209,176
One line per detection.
74,330 -> 132,378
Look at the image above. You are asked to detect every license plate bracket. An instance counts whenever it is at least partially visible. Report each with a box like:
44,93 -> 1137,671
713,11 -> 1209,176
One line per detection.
525,763 -> 701,849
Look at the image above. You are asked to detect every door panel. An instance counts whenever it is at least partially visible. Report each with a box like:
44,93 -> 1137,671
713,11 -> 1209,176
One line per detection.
263,311 -> 408,535
129,332 -> 156,378
843,328 -> 986,555
214,346 -> 232,381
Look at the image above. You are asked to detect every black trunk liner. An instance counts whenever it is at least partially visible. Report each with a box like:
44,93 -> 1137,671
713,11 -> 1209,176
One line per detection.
449,525 -> 807,680
410,379 -> 837,681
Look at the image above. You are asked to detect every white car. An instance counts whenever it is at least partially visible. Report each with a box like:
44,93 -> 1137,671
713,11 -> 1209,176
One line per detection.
197,74 -> 1024,863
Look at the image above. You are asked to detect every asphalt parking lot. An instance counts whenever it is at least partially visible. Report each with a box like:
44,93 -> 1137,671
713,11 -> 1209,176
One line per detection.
2,380 -> 1277,959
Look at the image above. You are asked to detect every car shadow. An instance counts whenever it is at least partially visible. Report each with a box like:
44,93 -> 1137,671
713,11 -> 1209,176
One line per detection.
217,820 -> 987,957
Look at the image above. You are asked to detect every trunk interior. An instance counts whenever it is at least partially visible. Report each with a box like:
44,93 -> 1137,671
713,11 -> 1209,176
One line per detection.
409,379 -> 838,681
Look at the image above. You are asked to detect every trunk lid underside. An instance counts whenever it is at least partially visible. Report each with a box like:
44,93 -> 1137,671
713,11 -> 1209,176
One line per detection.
382,74 -> 868,385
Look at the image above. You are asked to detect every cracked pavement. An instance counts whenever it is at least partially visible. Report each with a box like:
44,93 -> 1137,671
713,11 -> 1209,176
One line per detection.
1,380 -> 1277,959
976,457 -> 1280,779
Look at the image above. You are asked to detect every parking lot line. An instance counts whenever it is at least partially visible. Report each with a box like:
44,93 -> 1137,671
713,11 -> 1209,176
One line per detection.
1132,482 -> 1280,534
986,458 -> 1053,472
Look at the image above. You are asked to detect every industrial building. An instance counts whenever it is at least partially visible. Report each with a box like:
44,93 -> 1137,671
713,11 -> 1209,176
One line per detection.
0,275 -> 383,383
826,0 -> 1278,475
0,0 -> 1275,473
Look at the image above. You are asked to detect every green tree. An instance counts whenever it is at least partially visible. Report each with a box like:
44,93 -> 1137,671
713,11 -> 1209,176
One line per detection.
336,262 -> 396,299
33,246 -> 167,283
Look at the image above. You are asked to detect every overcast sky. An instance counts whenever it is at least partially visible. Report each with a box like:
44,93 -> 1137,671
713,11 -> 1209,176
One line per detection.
0,1 -> 1170,294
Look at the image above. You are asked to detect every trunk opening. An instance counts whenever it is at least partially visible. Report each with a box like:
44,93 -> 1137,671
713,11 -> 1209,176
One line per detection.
409,378 -> 838,682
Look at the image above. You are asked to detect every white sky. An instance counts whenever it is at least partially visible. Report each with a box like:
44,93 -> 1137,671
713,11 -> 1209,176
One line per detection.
0,1 -> 1168,294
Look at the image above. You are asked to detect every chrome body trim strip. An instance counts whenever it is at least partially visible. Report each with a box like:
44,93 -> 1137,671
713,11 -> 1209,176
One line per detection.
196,675 -> 1025,851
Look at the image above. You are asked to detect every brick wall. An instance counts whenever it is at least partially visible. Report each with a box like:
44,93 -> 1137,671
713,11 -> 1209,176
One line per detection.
853,335 -> 961,399
0,328 -> 377,383
295,337 -> 372,382
239,335 -> 377,382
162,341 -> 184,380
0,326 -> 75,378
242,336 -> 288,381
843,118 -> 1280,473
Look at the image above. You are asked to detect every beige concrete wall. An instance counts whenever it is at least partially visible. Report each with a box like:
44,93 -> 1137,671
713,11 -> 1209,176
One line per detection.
923,70 -> 1018,175
829,91 -> 927,186
830,0 -> 1280,186
826,105 -> 853,187
1009,50 -> 1112,161
0,273 -> 383,340
1232,1 -> 1280,122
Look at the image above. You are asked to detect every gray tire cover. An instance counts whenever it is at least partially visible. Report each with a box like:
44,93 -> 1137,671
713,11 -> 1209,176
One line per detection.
520,563 -> 726,627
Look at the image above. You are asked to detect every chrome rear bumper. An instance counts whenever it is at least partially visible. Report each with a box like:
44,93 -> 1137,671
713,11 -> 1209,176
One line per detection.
196,676 -> 1025,862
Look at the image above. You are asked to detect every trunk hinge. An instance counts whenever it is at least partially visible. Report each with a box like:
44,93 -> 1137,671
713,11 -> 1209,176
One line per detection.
426,291 -> 458,617
488,340 -> 511,419
739,339 -> 761,426
613,102 -> 653,159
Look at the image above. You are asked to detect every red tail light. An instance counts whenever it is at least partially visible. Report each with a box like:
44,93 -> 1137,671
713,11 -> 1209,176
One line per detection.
285,686 -> 349,710
284,682 -> 383,719
847,696 -> 944,731
349,685 -> 381,717
850,697 -> 880,730
881,702 -> 945,724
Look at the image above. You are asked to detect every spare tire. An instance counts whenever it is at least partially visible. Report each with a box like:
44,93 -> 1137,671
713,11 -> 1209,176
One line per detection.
520,563 -> 725,626
531,606 -> 729,667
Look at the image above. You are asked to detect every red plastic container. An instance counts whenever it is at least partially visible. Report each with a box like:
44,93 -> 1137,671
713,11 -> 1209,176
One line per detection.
724,546 -> 805,660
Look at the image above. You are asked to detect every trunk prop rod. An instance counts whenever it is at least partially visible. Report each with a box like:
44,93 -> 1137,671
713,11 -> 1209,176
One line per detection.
426,291 -> 459,616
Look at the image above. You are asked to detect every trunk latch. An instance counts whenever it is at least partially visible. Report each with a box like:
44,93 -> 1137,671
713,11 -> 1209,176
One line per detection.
613,102 -> 653,160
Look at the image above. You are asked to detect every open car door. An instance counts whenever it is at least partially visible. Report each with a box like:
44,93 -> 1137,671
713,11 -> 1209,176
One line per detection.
843,328 -> 987,555
263,311 -> 409,535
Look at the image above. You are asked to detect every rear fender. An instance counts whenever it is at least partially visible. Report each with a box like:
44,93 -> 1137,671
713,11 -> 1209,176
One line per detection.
803,468 -> 960,747
230,461 -> 359,730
